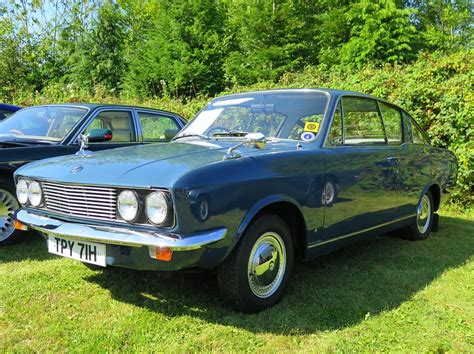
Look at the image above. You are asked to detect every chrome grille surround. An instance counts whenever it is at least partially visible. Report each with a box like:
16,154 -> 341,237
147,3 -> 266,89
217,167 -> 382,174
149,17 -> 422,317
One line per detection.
41,181 -> 117,221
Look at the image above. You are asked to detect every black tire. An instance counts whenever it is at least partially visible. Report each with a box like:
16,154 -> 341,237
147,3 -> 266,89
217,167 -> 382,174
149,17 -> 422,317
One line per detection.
405,190 -> 434,241
217,214 -> 294,313
0,178 -> 29,246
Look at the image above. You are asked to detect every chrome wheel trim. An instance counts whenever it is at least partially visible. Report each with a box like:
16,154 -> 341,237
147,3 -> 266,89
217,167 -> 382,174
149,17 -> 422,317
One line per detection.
247,232 -> 286,299
321,181 -> 335,205
0,189 -> 19,241
416,194 -> 431,234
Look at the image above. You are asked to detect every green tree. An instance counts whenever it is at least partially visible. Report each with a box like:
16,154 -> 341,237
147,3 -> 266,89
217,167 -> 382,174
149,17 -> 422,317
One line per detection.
224,0 -> 322,86
407,0 -> 473,51
123,0 -> 228,98
67,1 -> 127,93
327,0 -> 417,68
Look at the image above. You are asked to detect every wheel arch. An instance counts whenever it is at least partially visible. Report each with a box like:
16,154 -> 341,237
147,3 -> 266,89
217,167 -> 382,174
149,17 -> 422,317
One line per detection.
420,183 -> 441,212
237,195 -> 308,260
0,168 -> 15,190
429,183 -> 441,212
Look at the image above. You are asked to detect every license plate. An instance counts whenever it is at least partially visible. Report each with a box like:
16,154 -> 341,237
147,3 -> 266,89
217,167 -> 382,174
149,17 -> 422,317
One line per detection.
47,235 -> 106,267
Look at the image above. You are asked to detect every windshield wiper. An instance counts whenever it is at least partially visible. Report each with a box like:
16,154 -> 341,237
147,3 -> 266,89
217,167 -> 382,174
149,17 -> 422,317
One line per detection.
172,133 -> 209,141
213,130 -> 249,137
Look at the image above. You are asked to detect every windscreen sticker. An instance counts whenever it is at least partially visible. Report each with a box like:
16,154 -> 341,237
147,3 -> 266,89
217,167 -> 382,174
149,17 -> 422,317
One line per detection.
301,131 -> 316,142
304,122 -> 320,132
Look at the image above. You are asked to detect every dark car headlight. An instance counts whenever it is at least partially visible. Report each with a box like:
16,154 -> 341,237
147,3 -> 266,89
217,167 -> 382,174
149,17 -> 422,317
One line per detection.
16,179 -> 29,205
145,191 -> 170,225
117,190 -> 140,222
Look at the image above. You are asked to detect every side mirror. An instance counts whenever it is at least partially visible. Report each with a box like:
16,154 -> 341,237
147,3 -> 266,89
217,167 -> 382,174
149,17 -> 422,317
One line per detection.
164,129 -> 179,141
244,132 -> 266,149
87,128 -> 113,143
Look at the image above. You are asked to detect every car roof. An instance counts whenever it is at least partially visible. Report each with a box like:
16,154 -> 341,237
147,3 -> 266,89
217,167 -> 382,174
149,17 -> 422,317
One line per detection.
212,88 -> 380,101
211,88 -> 409,113
23,103 -> 180,114
0,103 -> 21,111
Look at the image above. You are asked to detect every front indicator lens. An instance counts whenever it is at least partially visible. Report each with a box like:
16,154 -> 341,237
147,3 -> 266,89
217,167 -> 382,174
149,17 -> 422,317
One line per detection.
28,181 -> 43,206
145,191 -> 170,225
148,246 -> 173,262
117,190 -> 139,222
16,179 -> 29,205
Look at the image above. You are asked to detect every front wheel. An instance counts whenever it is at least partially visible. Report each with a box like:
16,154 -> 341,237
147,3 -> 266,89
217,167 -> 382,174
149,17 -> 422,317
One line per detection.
0,187 -> 28,246
217,214 -> 294,313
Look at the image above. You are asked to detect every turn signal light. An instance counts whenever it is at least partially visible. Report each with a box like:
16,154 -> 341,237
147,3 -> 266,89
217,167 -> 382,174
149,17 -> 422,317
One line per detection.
149,246 -> 173,262
14,220 -> 28,231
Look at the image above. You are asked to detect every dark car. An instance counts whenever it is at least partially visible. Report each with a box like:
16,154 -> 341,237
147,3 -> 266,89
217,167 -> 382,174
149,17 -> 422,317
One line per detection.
0,104 -> 185,245
14,89 -> 457,312
0,103 -> 21,120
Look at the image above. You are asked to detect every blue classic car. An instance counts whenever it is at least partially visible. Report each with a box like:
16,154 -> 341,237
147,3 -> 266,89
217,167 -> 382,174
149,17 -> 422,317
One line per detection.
0,104 -> 185,245
13,89 -> 457,312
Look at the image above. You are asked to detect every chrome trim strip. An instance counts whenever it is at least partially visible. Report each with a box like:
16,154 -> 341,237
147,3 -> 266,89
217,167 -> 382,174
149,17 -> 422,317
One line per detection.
15,209 -> 226,251
307,214 -> 416,249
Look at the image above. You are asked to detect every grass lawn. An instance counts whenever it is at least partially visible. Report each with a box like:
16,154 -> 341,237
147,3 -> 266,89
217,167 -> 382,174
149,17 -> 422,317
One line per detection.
1,209 -> 473,352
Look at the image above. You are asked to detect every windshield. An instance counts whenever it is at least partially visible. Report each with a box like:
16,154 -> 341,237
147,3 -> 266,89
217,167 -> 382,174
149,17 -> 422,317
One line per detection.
0,106 -> 87,141
177,91 -> 329,141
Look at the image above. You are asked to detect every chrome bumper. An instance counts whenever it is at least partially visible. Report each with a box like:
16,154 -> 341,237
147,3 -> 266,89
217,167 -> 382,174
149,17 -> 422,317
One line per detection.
14,209 -> 227,251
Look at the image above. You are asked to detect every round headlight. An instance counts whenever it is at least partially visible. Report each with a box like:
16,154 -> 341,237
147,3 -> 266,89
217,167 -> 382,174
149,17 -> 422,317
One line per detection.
117,190 -> 139,222
16,179 -> 29,205
28,181 -> 43,207
145,191 -> 170,225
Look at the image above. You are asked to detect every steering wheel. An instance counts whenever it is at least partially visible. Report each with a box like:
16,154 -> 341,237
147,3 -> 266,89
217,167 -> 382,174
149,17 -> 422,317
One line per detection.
207,126 -> 231,136
8,129 -> 24,135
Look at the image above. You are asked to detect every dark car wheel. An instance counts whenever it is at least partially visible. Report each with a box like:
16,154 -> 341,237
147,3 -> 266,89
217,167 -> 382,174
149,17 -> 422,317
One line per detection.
405,190 -> 434,241
0,183 -> 28,246
217,214 -> 294,313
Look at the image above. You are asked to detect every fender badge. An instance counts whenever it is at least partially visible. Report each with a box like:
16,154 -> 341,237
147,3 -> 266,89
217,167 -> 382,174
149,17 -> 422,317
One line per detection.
71,165 -> 84,174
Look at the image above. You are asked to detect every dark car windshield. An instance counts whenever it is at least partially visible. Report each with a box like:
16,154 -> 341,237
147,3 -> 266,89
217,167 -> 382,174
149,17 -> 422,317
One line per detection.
0,106 -> 87,142
176,91 -> 329,141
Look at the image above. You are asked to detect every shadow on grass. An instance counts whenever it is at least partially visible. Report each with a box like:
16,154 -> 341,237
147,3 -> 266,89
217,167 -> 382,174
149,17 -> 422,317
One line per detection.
84,214 -> 471,333
0,231 -> 54,263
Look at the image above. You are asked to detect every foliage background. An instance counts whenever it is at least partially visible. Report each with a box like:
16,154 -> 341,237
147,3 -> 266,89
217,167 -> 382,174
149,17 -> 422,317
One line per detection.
0,0 -> 472,205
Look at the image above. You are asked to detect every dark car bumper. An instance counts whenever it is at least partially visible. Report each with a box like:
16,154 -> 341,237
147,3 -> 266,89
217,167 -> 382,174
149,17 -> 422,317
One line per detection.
14,209 -> 228,270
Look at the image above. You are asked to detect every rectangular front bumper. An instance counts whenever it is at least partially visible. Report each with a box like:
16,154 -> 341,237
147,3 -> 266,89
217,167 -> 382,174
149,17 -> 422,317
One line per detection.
14,209 -> 227,251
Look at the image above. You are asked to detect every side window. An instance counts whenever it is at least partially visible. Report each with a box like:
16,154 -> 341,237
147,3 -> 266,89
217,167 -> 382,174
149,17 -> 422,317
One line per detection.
411,119 -> 430,145
326,101 -> 342,146
342,97 -> 386,145
0,109 -> 14,120
402,111 -> 413,142
379,102 -> 402,145
288,114 -> 323,140
138,112 -> 180,142
84,110 -> 135,143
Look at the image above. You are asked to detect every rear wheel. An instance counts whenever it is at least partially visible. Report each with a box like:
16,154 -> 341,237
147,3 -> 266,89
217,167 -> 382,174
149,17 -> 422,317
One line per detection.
405,190 -> 434,241
217,214 -> 294,313
0,183 -> 28,246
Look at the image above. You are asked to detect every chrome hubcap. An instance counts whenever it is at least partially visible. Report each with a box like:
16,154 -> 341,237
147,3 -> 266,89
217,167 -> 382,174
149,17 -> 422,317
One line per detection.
321,181 -> 335,205
416,195 -> 431,234
247,232 -> 286,298
0,189 -> 19,241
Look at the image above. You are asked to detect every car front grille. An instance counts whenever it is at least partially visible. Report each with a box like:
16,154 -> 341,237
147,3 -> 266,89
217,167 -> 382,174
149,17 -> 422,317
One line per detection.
41,181 -> 117,221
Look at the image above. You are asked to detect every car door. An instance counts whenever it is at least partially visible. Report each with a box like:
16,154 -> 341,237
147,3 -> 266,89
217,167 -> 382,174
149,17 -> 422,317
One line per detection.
396,111 -> 434,216
136,110 -> 183,142
78,109 -> 140,152
322,96 -> 400,240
